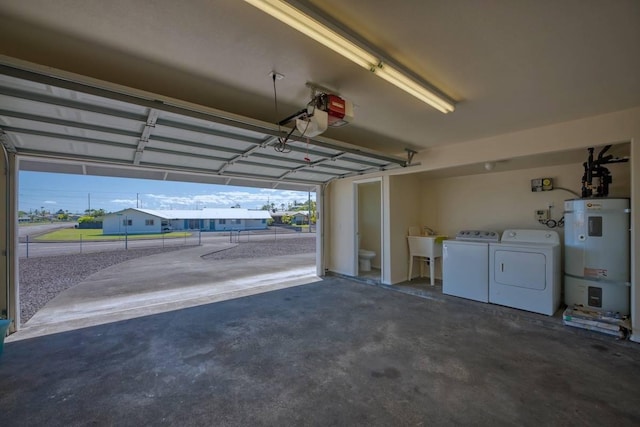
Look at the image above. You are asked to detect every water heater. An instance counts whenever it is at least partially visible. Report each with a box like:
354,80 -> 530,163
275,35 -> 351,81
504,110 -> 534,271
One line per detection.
564,198 -> 631,315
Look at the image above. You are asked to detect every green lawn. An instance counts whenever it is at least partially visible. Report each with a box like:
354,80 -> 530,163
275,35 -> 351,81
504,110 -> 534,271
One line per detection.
34,228 -> 191,242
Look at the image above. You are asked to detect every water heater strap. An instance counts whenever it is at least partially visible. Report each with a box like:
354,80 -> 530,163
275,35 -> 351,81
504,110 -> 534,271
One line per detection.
563,209 -> 631,214
565,273 -> 631,287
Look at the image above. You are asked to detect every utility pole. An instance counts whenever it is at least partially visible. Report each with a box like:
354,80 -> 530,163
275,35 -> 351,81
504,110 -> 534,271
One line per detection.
88,193 -> 91,214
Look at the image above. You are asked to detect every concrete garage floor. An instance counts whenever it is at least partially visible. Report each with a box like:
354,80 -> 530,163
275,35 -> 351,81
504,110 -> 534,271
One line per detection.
1,277 -> 639,426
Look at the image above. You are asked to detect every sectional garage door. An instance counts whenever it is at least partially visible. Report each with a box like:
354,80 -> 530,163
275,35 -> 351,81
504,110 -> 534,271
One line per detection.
0,64 -> 406,190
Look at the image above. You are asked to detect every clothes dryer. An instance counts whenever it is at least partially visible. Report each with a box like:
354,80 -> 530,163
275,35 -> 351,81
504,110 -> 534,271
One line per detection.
489,229 -> 561,316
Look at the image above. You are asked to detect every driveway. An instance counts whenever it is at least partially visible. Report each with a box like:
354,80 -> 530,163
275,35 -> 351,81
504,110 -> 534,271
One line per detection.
10,240 -> 318,340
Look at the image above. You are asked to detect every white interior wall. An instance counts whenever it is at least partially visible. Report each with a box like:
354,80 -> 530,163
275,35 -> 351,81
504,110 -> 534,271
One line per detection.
328,173 -> 425,283
414,107 -> 640,171
326,178 -> 356,276
422,161 -> 630,239
416,160 -> 630,285
326,107 -> 640,340
388,173 -> 424,284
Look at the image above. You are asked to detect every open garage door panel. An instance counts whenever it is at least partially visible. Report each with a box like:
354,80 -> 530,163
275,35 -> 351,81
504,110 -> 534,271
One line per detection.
0,65 -> 406,190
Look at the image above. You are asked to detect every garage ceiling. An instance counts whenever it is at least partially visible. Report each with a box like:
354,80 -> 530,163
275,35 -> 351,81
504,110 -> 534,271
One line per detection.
0,0 -> 639,184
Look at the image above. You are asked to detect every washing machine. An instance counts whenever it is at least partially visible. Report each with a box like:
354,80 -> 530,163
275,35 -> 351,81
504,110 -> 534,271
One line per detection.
443,230 -> 500,303
489,229 -> 561,316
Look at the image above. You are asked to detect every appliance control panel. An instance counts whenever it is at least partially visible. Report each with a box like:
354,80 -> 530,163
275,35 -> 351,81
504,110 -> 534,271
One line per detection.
455,230 -> 500,242
501,229 -> 560,244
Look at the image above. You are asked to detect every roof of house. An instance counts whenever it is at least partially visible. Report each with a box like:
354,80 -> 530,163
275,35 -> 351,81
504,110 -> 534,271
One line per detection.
109,208 -> 272,220
271,210 -> 310,217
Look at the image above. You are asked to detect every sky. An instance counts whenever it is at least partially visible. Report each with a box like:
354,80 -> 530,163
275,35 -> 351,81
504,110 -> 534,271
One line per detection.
19,171 -> 316,214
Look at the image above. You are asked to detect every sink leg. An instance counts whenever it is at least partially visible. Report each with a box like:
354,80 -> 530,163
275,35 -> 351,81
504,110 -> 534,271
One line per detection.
430,257 -> 436,287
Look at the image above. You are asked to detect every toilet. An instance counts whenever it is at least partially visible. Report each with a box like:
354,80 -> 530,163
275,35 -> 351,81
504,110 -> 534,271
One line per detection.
358,249 -> 376,272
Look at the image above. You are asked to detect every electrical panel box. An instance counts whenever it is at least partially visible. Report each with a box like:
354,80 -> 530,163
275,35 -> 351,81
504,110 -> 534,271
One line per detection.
531,178 -> 553,192
535,209 -> 549,220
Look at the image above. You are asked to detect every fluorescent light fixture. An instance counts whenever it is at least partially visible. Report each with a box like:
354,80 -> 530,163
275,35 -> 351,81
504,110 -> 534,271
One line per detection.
245,0 -> 455,113
375,63 -> 454,113
245,0 -> 377,69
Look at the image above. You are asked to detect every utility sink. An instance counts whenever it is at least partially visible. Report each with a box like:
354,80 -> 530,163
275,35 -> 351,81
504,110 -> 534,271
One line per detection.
407,235 -> 447,258
407,235 -> 447,285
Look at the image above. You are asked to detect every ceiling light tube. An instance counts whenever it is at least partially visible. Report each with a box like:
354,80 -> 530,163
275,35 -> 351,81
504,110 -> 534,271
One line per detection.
245,0 -> 378,70
374,64 -> 455,113
245,0 -> 455,113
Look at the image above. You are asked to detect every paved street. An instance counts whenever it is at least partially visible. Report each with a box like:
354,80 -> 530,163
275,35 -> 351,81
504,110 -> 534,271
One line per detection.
18,225 -> 314,257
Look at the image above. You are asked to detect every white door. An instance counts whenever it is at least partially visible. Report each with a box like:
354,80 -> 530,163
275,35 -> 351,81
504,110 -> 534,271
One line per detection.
494,250 -> 546,290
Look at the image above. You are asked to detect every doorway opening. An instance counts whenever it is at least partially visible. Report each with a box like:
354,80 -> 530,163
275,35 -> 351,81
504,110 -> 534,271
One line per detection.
355,179 -> 383,283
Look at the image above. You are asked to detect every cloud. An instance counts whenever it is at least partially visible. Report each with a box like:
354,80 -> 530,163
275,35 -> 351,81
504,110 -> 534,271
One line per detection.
43,200 -> 57,205
137,190 -> 315,210
111,199 -> 138,205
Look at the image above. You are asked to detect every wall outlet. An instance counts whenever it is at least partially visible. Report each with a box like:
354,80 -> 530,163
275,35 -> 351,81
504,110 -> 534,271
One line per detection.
535,209 -> 549,220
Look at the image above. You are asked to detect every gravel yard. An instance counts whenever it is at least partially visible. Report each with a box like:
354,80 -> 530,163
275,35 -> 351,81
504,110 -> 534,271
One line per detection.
202,236 -> 316,260
19,237 -> 316,324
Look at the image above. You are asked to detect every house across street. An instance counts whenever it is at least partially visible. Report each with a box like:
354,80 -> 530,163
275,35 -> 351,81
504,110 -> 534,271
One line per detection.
103,207 -> 272,235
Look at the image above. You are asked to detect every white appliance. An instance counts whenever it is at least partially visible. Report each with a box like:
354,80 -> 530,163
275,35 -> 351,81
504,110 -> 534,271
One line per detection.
489,229 -> 561,316
443,230 -> 500,302
564,198 -> 630,315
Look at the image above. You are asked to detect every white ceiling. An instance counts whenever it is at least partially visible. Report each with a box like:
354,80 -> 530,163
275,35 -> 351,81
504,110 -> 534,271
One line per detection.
0,0 -> 638,163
